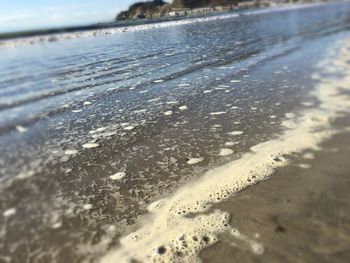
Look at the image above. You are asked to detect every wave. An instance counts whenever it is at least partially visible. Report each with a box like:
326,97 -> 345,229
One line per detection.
100,34 -> 350,263
0,3 -> 326,49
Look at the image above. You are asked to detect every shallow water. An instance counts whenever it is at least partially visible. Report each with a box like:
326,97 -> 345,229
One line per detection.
1,2 -> 350,262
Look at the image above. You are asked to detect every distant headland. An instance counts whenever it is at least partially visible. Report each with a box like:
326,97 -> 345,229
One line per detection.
116,0 -> 278,21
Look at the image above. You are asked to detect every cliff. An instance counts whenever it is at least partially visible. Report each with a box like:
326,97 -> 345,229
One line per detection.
116,0 -> 259,21
116,0 -> 168,20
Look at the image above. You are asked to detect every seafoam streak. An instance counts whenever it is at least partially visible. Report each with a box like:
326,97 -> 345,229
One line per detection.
101,39 -> 350,262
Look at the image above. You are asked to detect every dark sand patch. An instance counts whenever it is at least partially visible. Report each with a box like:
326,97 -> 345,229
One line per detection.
201,122 -> 350,262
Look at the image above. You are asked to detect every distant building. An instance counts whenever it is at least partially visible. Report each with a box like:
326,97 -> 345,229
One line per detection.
214,6 -> 226,12
189,7 -> 214,15
237,1 -> 259,8
168,8 -> 189,17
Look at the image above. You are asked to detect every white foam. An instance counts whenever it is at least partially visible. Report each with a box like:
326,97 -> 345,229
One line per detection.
224,141 -> 235,146
16,170 -> 35,180
123,126 -> 135,131
16,125 -> 28,133
228,131 -> 244,136
231,229 -> 264,255
110,172 -> 126,181
101,39 -> 350,263
187,158 -> 204,165
285,112 -> 296,119
147,200 -> 164,212
82,143 -> 100,149
96,127 -> 108,133
107,225 -> 117,233
83,204 -> 93,210
148,98 -> 160,102
179,105 -> 188,111
303,153 -> 315,159
164,110 -> 173,116
65,149 -> 78,155
3,208 -> 16,217
298,163 -> 312,169
301,101 -> 314,107
210,111 -> 226,115
166,101 -> 178,105
219,148 -> 234,156
52,222 -> 62,229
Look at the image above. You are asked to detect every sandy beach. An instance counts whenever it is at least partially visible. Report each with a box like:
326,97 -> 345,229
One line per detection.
202,121 -> 350,262
1,2 -> 350,262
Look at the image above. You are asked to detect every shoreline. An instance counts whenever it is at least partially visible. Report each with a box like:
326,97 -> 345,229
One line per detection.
201,125 -> 350,262
100,35 -> 350,262
1,5 -> 350,262
0,2 -> 330,49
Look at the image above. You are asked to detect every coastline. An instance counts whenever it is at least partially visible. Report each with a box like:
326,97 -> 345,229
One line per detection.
0,2 -> 329,48
1,4 -> 350,262
100,33 -> 350,262
201,126 -> 350,262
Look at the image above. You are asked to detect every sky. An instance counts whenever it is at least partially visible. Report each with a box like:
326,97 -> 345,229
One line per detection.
0,0 -> 141,33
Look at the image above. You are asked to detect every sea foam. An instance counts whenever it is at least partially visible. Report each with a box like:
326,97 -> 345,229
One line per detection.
101,38 -> 350,263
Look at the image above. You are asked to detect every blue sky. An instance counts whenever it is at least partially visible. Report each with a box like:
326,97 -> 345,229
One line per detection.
0,0 -> 140,33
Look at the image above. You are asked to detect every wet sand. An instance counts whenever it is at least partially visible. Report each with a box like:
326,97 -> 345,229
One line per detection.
201,117 -> 350,263
2,3 -> 350,262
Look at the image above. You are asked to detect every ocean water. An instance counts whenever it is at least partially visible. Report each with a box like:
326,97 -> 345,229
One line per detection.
1,2 -> 350,262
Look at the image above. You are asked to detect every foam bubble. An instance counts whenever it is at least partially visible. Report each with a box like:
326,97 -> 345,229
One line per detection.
228,131 -> 244,136
65,149 -> 78,155
83,204 -> 93,210
203,90 -> 213,94
52,222 -> 62,229
285,112 -> 296,119
298,163 -> 312,169
110,172 -> 126,180
96,127 -> 108,132
147,200 -> 164,212
16,125 -> 28,133
82,143 -> 100,149
301,101 -> 314,107
3,208 -> 16,217
210,112 -> 226,115
123,126 -> 135,131
219,148 -> 234,156
187,158 -> 204,165
303,153 -> 315,159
